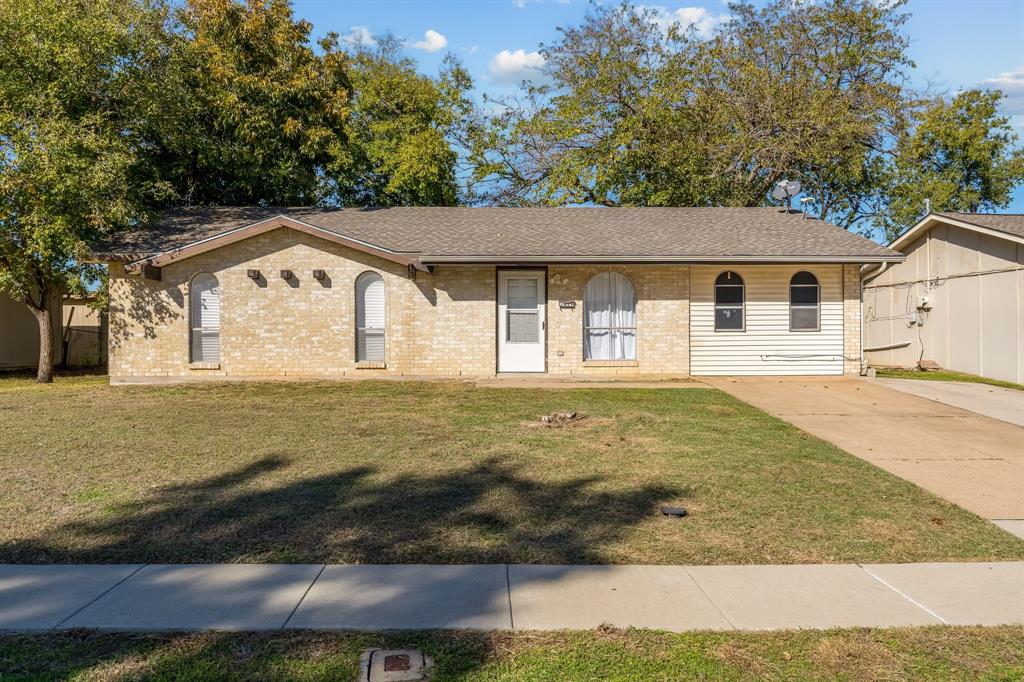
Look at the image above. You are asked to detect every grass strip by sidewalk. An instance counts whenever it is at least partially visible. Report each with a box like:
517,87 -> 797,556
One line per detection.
876,368 -> 1024,392
1,627 -> 1022,681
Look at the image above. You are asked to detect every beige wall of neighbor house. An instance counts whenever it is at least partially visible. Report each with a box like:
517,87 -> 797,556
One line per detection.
62,298 -> 108,367
864,222 -> 1024,384
689,264 -> 853,376
107,226 -> 866,381
0,291 -> 63,370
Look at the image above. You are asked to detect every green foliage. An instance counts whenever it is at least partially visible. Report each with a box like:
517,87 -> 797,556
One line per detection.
0,0 -> 165,306
881,90 -> 1024,241
471,0 -> 913,226
144,1 -> 469,207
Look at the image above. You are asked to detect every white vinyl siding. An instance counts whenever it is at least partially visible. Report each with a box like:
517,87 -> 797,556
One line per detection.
356,271 -> 385,362
189,273 -> 221,363
690,265 -> 844,375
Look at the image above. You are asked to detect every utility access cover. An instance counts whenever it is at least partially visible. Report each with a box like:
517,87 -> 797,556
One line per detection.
360,649 -> 434,682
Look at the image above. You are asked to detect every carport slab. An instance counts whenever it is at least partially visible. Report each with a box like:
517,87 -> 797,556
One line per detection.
863,562 -> 1024,626
509,565 -> 733,631
287,565 -> 511,630
686,564 -> 941,630
0,564 -> 143,631
61,564 -> 323,631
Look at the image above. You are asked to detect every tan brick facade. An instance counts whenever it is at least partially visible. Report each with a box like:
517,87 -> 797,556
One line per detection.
108,227 -> 863,380
842,263 -> 863,375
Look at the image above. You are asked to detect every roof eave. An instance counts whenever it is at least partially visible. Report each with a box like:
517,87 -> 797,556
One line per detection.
889,213 -> 1024,251
420,254 -> 904,265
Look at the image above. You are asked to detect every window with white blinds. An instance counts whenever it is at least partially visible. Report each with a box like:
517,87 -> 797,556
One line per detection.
189,273 -> 220,363
356,271 -> 385,362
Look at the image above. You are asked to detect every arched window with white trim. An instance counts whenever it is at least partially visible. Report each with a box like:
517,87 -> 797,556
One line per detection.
189,273 -> 220,363
714,271 -> 744,331
356,271 -> 385,362
583,272 -> 636,360
790,271 -> 820,331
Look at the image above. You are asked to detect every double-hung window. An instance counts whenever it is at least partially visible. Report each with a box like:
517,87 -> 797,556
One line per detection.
356,271 -> 385,362
583,272 -> 637,360
714,271 -> 744,331
189,273 -> 221,363
789,271 -> 820,331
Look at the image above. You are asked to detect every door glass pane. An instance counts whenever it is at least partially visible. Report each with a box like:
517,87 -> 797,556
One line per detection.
508,311 -> 539,343
507,278 -> 538,310
715,307 -> 743,330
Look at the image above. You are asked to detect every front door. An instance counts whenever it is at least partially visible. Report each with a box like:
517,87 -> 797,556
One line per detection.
497,270 -> 546,372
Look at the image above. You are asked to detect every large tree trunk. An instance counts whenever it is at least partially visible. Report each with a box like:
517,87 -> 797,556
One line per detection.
28,298 -> 55,384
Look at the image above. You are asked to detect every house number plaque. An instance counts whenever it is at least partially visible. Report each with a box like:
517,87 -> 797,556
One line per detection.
559,300 -> 576,310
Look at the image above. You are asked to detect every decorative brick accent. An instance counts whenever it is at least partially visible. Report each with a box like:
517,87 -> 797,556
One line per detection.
843,264 -> 862,375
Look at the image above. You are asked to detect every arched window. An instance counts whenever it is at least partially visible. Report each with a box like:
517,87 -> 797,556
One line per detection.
189,273 -> 220,363
584,272 -> 636,360
790,271 -> 820,331
356,271 -> 385,362
714,271 -> 744,331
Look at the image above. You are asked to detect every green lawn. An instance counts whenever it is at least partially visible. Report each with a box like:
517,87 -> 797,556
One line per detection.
0,375 -> 1021,565
2,627 -> 1022,681
876,368 -> 1024,392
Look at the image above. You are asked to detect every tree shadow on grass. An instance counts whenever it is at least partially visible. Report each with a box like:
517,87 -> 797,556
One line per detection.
3,455 -> 684,564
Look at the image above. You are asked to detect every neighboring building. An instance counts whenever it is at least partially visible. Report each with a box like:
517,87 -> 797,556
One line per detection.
94,207 -> 901,383
0,291 -> 63,371
62,296 -> 108,367
863,212 -> 1024,384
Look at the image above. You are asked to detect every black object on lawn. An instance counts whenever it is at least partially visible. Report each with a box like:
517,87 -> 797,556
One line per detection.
661,506 -> 688,517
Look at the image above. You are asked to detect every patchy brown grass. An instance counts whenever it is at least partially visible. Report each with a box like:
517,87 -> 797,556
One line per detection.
0,376 -> 1021,565
2,627 -> 1022,681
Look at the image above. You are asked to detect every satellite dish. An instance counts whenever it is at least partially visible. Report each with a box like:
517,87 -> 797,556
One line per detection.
772,179 -> 802,209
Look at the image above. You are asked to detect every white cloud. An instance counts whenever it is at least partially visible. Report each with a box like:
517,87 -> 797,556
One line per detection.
978,66 -> 1024,116
410,29 -> 448,53
489,49 -> 546,84
341,26 -> 376,48
642,5 -> 729,40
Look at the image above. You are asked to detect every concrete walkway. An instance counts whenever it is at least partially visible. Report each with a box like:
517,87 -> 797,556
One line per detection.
1,562 -> 1021,633
707,377 -> 1024,525
875,377 -> 1024,427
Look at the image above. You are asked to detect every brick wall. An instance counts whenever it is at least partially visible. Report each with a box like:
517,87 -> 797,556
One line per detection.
547,265 -> 689,376
843,263 -> 863,375
108,228 -> 495,379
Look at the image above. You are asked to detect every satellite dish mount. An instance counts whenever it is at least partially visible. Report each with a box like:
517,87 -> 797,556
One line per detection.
771,179 -> 802,210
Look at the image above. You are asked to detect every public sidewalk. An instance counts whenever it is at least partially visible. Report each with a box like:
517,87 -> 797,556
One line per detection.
2,562 -> 1022,632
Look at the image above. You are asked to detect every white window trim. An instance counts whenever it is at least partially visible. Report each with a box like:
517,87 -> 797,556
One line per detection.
583,272 -> 638,361
714,272 -> 745,332
355,271 -> 386,364
189,272 -> 221,364
789,272 -> 821,332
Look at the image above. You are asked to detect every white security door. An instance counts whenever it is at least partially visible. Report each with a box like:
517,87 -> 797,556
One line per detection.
498,270 -> 546,372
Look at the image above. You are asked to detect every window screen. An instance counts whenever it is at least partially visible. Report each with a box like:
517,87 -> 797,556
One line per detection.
190,273 -> 220,363
789,271 -> 820,331
356,272 -> 385,361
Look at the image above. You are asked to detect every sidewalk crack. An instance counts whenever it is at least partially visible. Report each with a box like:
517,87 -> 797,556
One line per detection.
858,564 -> 948,624
53,563 -> 148,630
683,567 -> 736,630
505,564 -> 515,631
281,564 -> 326,630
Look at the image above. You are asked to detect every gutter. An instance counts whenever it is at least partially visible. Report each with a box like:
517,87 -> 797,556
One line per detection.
420,255 -> 903,265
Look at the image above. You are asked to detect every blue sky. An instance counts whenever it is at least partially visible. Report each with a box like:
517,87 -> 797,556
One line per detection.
293,0 -> 1024,212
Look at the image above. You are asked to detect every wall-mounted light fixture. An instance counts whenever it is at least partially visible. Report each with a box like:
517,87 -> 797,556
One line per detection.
280,269 -> 293,280
313,269 -> 327,281
247,269 -> 261,280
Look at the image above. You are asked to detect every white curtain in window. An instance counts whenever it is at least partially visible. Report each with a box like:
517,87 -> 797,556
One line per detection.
584,272 -> 636,360
190,273 -> 220,363
356,272 -> 385,362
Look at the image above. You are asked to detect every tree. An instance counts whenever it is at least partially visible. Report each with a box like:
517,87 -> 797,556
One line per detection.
0,0 -> 167,382
334,36 -> 472,206
145,1 -> 470,207
471,0 -> 912,228
880,90 -> 1024,242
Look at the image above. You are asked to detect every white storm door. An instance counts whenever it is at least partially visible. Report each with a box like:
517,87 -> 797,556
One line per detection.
498,270 -> 546,372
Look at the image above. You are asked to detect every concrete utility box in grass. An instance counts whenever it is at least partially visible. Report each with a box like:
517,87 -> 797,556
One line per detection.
359,649 -> 434,682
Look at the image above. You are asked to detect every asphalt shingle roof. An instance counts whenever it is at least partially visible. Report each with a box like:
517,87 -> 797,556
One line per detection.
935,212 -> 1024,240
96,206 -> 900,262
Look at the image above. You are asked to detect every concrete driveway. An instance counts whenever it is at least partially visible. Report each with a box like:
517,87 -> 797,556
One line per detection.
875,378 -> 1024,427
705,377 -> 1024,524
